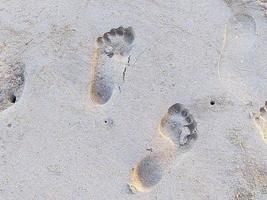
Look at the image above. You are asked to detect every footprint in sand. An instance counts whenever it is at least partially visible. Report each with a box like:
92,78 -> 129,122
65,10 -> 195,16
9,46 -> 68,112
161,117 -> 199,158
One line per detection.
90,26 -> 135,105
218,11 -> 257,102
226,13 -> 256,53
223,0 -> 257,57
252,102 -> 267,144
0,61 -> 25,112
129,103 -> 197,193
222,2 -> 267,104
220,0 -> 264,102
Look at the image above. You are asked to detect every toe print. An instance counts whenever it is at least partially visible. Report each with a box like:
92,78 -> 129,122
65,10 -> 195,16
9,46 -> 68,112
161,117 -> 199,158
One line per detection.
253,102 -> 267,143
96,26 -> 135,58
0,61 -> 25,112
129,103 -> 198,193
159,103 -> 197,147
90,26 -> 135,105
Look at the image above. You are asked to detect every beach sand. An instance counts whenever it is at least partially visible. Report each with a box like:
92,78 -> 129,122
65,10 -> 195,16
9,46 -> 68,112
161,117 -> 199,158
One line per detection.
0,0 -> 267,199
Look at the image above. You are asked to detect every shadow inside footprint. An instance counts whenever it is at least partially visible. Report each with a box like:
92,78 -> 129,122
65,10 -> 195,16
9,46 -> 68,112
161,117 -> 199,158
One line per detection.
90,26 -> 135,105
91,77 -> 113,105
130,155 -> 164,193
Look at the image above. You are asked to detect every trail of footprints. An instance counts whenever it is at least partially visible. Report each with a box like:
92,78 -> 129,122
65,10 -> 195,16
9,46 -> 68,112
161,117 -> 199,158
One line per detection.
129,103 -> 197,193
0,21 -> 263,196
0,7 -> 264,196
89,27 -> 199,193
0,61 -> 25,112
90,26 -> 135,105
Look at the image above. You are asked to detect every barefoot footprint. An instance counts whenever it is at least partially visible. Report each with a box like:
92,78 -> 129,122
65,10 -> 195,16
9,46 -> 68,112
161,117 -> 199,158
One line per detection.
129,103 -> 197,193
219,1 -> 258,101
0,61 -> 25,112
226,13 -> 256,53
90,26 -> 135,105
253,102 -> 267,144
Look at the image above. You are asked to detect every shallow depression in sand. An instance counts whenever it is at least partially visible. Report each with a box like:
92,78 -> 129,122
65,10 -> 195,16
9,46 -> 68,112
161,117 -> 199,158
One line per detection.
0,61 -> 25,112
227,13 -> 256,51
129,103 -> 198,193
218,13 -> 260,102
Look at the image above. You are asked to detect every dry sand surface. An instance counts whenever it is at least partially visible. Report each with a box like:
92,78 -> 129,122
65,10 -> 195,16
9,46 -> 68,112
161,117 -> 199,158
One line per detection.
0,0 -> 267,199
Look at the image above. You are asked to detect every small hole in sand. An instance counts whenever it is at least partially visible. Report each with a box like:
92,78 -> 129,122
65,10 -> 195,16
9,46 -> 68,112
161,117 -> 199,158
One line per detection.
210,100 -> 215,105
103,118 -> 114,127
9,94 -> 16,103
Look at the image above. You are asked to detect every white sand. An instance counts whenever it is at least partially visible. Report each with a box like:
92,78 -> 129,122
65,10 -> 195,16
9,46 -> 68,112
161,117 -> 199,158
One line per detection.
0,0 -> 267,199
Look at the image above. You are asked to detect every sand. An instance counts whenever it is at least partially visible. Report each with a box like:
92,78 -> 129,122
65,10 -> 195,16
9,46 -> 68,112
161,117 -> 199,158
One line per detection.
0,0 -> 267,199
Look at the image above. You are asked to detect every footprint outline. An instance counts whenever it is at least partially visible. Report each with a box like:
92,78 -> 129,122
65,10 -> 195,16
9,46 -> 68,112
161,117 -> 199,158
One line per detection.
129,103 -> 198,193
90,26 -> 135,105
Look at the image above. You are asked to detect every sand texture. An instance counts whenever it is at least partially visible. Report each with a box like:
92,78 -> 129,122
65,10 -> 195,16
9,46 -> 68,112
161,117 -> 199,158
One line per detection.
0,0 -> 267,199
